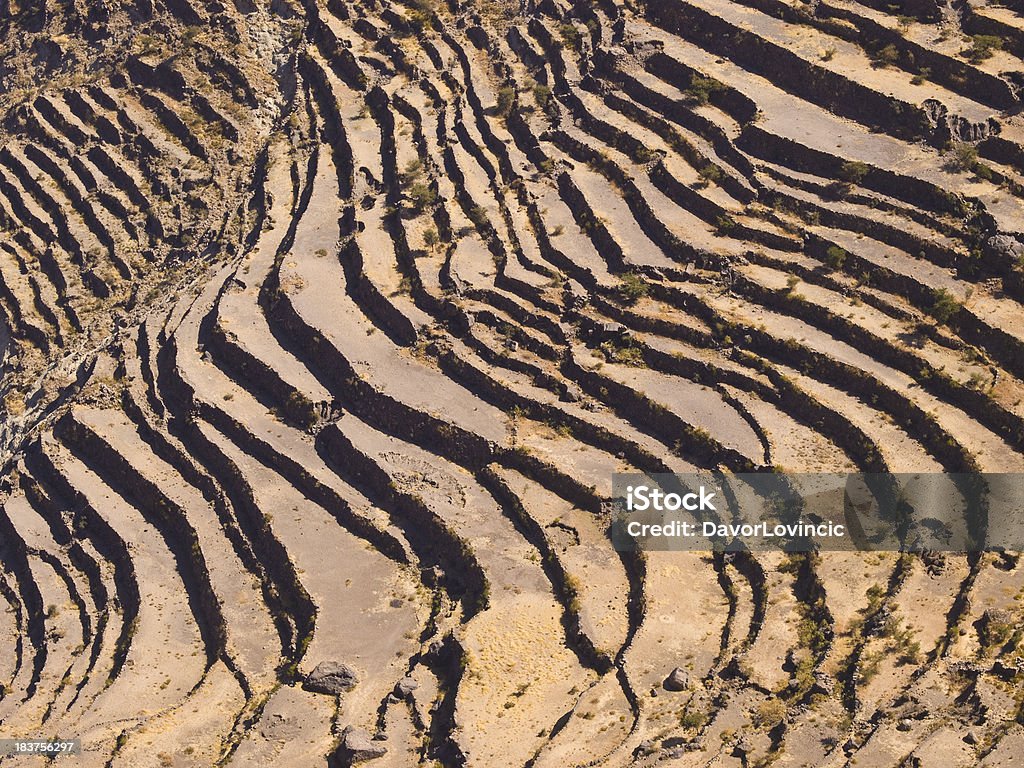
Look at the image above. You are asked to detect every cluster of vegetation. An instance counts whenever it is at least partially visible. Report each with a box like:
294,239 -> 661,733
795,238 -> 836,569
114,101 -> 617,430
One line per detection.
715,214 -> 737,233
838,160 -> 870,186
882,615 -> 922,664
697,164 -> 723,187
978,611 -> 1015,651
753,698 -> 787,729
559,22 -> 583,50
405,0 -> 437,33
944,142 -> 993,180
599,338 -> 645,366
495,85 -> 516,118
616,272 -> 649,304
871,43 -> 901,67
910,66 -> 931,86
928,287 -> 962,324
680,705 -> 709,730
684,74 -> 728,106
824,245 -> 848,270
401,159 -> 437,212
964,34 -> 1003,64
532,81 -> 552,111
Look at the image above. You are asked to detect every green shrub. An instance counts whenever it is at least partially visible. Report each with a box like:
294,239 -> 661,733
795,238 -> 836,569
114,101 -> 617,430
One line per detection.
559,22 -> 582,50
839,161 -> 870,185
680,707 -> 708,729
753,698 -> 787,728
684,74 -> 727,105
965,35 -> 1003,63
407,181 -> 436,211
928,288 -> 961,323
617,272 -> 649,304
599,339 -> 645,366
495,86 -> 515,118
698,164 -> 723,185
872,43 -> 900,67
533,83 -> 552,110
946,142 -> 979,172
715,214 -> 736,233
824,245 -> 848,269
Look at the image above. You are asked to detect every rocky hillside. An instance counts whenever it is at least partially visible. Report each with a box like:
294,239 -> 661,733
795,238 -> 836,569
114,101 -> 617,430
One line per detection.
0,0 -> 1022,766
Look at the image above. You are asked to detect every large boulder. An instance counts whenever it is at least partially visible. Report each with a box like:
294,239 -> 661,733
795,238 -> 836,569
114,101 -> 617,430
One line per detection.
663,667 -> 689,692
395,676 -> 419,697
305,661 -> 358,696
987,234 -> 1024,262
340,727 -> 387,762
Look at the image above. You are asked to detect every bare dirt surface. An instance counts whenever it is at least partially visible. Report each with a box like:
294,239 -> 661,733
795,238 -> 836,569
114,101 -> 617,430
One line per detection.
1,0 -> 1024,766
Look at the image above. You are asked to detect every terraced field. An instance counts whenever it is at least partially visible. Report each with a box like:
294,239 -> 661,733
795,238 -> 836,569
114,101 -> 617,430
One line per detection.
1,0 -> 1024,765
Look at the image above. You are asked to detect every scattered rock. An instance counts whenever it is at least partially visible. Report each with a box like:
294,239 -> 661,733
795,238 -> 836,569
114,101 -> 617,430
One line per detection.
663,667 -> 689,691
921,550 -> 946,576
964,730 -> 978,745
305,661 -> 358,696
897,719 -> 913,732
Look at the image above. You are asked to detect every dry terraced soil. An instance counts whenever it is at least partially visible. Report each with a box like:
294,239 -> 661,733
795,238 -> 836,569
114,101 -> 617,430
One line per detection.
1,0 -> 1024,766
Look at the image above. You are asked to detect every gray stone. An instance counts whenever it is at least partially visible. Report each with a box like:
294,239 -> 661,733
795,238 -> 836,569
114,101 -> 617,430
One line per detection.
562,384 -> 583,403
987,234 -> 1024,261
305,661 -> 358,695
663,667 -> 689,692
396,676 -> 418,696
341,727 -> 387,762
